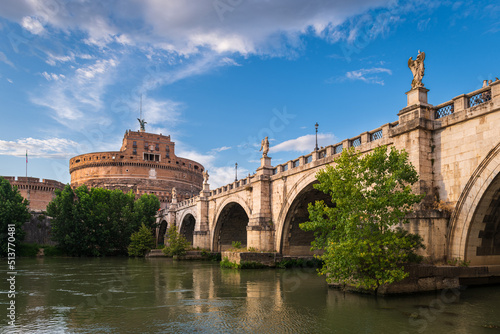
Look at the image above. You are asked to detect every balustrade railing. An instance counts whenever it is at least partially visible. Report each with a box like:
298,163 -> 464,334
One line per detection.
370,129 -> 383,141
435,103 -> 454,119
334,144 -> 343,154
351,137 -> 361,147
468,89 -> 492,107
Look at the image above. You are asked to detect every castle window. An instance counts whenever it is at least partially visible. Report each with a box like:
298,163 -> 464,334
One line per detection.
133,149 -> 137,155
166,153 -> 170,159
133,141 -> 137,148
166,146 -> 170,152
194,165 -> 199,170
155,144 -> 159,151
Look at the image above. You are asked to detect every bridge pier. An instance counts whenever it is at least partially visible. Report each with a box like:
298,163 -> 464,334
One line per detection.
193,185 -> 211,249
246,157 -> 275,252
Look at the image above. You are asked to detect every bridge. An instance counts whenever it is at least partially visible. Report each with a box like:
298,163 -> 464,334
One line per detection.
157,80 -> 500,266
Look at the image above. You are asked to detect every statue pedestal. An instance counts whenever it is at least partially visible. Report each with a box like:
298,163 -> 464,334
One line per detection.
260,156 -> 271,168
406,87 -> 429,106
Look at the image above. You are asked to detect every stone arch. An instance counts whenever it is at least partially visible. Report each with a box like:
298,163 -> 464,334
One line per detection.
212,198 -> 251,252
276,171 -> 333,256
179,213 -> 196,245
157,220 -> 168,245
448,142 -> 500,265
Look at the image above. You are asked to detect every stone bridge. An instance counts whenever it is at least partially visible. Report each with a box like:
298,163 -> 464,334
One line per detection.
157,80 -> 500,266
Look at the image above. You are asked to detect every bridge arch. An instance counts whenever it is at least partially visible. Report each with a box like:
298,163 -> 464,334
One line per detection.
448,142 -> 500,265
178,210 -> 197,245
276,171 -> 333,256
157,220 -> 168,245
212,197 -> 252,252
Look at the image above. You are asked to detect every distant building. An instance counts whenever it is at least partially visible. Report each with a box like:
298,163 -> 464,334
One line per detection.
2,176 -> 65,211
69,130 -> 204,206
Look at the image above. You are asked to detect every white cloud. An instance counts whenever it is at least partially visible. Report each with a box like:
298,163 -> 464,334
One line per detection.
345,67 -> 392,85
45,52 -> 94,66
3,0 -> 395,56
21,16 -> 44,34
0,137 -> 80,159
41,72 -> 65,81
271,134 -> 337,153
7,78 -> 13,84
327,67 -> 392,85
31,58 -> 118,130
0,52 -> 14,67
211,146 -> 231,153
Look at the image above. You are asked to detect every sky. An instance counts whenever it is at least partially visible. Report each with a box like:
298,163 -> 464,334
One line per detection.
0,0 -> 499,188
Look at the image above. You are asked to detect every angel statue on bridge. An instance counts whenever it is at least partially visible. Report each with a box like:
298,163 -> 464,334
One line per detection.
260,136 -> 269,157
408,50 -> 426,90
203,169 -> 209,184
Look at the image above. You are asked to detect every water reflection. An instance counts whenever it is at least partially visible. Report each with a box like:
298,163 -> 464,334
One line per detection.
1,258 -> 499,333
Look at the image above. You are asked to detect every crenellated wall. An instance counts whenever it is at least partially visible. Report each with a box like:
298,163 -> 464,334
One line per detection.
3,176 -> 66,211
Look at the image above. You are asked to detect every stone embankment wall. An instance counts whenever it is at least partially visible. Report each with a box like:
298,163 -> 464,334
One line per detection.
22,212 -> 56,246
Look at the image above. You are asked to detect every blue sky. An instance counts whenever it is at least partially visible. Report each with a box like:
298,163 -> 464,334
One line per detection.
0,0 -> 499,188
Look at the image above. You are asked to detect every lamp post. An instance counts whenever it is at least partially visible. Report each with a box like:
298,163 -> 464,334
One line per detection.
315,122 -> 319,151
235,162 -> 238,181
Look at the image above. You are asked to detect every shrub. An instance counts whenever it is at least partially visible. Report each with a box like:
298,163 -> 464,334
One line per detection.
163,225 -> 190,257
128,223 -> 155,257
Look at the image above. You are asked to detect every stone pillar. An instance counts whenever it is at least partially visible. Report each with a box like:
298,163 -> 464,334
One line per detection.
452,94 -> 467,113
490,80 -> 500,100
247,156 -> 275,252
194,186 -> 211,250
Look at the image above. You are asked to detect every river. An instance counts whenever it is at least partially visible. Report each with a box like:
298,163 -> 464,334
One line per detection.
1,258 -> 500,333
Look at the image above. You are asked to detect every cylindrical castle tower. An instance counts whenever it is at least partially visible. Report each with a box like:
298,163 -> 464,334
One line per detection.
69,130 -> 204,205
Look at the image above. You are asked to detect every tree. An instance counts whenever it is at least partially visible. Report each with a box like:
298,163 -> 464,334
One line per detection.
128,223 -> 156,257
300,146 -> 425,292
163,225 -> 190,257
47,186 -> 160,256
134,194 -> 161,229
0,177 -> 30,256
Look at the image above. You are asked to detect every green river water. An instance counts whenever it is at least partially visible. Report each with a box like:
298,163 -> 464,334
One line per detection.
1,257 -> 500,333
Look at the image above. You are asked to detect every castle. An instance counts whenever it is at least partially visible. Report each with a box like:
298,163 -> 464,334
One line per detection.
69,126 -> 205,206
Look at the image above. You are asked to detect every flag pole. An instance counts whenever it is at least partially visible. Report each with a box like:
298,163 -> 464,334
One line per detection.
26,149 -> 30,206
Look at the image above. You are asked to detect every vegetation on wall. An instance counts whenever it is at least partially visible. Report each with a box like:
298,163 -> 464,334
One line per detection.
300,146 -> 425,292
47,185 -> 160,256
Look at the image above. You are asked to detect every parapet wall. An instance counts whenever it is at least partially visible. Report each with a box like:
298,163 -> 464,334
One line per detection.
3,176 -> 66,211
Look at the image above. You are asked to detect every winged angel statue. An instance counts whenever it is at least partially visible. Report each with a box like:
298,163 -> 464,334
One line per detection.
408,51 -> 425,89
259,137 -> 269,157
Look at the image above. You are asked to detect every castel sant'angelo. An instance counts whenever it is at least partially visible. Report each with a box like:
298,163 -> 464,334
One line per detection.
69,119 -> 205,206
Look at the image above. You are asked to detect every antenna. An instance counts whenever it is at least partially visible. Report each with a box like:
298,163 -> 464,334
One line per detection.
137,94 -> 147,132
140,94 -> 143,121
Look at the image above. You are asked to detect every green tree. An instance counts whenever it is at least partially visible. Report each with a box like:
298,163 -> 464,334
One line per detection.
134,194 -> 161,229
128,223 -> 156,257
163,225 -> 190,257
0,177 -> 30,256
301,146 -> 425,292
47,186 -> 160,256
